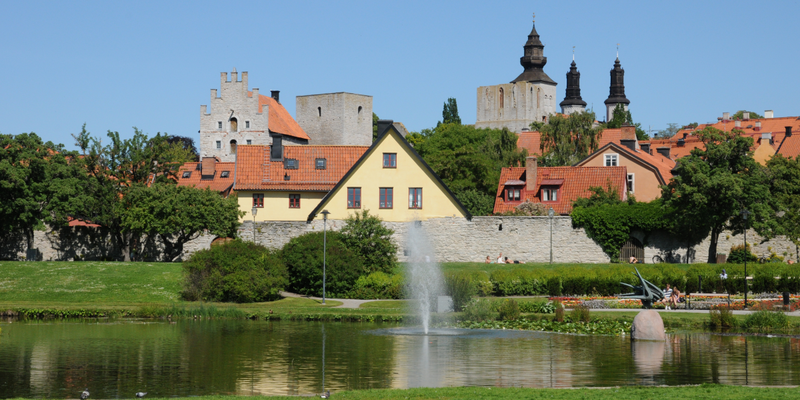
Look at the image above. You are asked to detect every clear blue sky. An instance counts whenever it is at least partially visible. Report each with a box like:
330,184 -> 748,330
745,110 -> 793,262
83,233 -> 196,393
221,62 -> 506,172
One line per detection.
2,0 -> 799,150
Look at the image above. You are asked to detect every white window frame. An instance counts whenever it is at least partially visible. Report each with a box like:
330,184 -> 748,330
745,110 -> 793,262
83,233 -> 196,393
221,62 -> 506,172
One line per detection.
627,173 -> 635,193
604,153 -> 619,167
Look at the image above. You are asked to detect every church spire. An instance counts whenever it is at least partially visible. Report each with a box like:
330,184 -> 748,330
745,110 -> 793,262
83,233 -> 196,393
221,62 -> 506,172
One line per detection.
560,53 -> 587,115
511,15 -> 555,85
604,54 -> 630,121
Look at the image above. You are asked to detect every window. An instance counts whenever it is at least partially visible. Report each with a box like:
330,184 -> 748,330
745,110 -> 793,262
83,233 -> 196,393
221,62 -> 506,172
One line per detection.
541,187 -> 558,202
216,140 -> 221,149
506,186 -> 521,202
316,158 -> 327,169
318,106 -> 322,117
246,139 -> 252,145
284,159 -> 298,169
218,121 -> 222,129
380,188 -> 393,209
409,188 -> 422,209
182,171 -> 191,178
289,194 -> 300,208
230,139 -> 237,154
245,121 -> 250,129
230,118 -> 238,132
220,171 -> 230,178
627,173 -> 635,193
604,154 -> 618,167
383,153 -> 396,168
347,187 -> 361,209
252,194 -> 264,208
358,106 -> 363,114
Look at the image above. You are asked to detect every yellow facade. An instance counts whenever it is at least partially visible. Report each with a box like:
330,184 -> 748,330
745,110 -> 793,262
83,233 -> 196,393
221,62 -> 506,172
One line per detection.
237,190 -> 326,222
753,141 -> 774,165
316,131 -> 467,222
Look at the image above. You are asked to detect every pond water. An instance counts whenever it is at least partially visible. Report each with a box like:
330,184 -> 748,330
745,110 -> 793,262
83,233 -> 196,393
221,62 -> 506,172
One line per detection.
1,319 -> 799,398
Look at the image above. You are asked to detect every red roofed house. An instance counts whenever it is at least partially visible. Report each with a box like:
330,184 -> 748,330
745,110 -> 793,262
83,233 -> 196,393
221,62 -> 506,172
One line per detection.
175,157 -> 236,197
494,156 -> 627,215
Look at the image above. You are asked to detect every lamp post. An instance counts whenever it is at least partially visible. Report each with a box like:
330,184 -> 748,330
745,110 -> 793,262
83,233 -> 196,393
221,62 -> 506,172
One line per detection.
251,207 -> 258,243
548,207 -> 555,264
321,210 -> 330,305
741,208 -> 751,309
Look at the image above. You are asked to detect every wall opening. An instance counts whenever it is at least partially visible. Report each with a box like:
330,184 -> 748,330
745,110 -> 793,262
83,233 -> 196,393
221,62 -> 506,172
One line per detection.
230,117 -> 238,132
499,88 -> 504,109
358,106 -> 363,115
230,139 -> 237,154
318,107 -> 322,117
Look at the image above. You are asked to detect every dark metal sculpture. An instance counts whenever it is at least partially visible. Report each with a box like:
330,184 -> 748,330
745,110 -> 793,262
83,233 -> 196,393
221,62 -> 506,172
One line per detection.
619,267 -> 664,309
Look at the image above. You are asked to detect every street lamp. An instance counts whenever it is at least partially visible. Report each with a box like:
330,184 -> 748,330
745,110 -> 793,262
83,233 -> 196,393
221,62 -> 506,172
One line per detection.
320,210 -> 330,305
251,207 -> 258,243
548,207 -> 555,264
741,208 -> 751,309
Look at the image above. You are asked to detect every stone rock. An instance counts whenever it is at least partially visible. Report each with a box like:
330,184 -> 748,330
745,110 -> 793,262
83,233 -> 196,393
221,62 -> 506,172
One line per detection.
630,310 -> 665,341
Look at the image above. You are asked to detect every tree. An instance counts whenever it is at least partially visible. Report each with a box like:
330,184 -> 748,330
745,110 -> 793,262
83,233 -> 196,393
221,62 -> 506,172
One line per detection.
656,123 -> 682,139
339,209 -> 397,274
760,154 -> 800,260
167,135 -> 200,161
571,180 -> 626,209
372,112 -> 380,141
415,124 -> 527,216
731,110 -> 763,120
73,126 -> 194,261
0,133 -> 87,259
660,126 -> 771,263
606,104 -> 648,140
119,183 -> 244,261
535,111 -> 602,166
439,98 -> 461,125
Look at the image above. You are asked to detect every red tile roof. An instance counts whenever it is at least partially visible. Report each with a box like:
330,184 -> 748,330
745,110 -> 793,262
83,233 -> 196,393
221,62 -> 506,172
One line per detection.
234,144 -> 368,191
517,131 -> 541,156
493,166 -> 627,215
176,160 -> 236,195
614,144 -> 675,184
250,92 -> 310,141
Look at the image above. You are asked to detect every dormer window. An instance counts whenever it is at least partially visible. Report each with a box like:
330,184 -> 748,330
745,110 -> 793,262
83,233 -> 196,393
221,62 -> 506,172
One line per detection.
182,171 -> 191,178
541,187 -> 559,202
284,159 -> 299,169
315,158 -> 327,169
506,186 -> 521,202
220,171 -> 230,178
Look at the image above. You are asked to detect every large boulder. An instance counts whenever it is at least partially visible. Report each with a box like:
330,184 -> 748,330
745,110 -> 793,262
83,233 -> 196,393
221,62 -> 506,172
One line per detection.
630,310 -> 666,341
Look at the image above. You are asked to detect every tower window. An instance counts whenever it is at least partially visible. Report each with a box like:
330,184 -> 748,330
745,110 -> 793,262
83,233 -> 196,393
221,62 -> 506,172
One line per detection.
218,121 -> 222,129
245,121 -> 250,129
215,141 -> 221,149
499,87 -> 504,109
230,139 -> 237,154
230,118 -> 238,132
246,139 -> 252,145
318,106 -> 322,117
358,106 -> 363,114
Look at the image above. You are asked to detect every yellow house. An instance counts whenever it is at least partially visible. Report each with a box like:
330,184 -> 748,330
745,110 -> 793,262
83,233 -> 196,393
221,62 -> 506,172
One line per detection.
307,121 -> 471,222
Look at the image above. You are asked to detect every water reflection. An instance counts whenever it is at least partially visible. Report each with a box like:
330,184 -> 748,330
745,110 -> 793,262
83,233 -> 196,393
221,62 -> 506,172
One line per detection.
1,320 -> 800,398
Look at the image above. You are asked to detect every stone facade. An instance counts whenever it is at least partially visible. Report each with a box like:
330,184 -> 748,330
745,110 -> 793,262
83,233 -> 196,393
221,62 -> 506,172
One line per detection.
295,92 -> 373,146
199,69 -> 270,162
475,82 -> 557,132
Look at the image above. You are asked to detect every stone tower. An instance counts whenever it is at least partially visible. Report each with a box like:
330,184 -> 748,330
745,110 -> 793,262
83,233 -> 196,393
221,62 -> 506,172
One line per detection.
295,92 -> 373,146
200,69 -> 269,162
560,58 -> 587,115
604,57 -> 630,122
475,19 -> 557,132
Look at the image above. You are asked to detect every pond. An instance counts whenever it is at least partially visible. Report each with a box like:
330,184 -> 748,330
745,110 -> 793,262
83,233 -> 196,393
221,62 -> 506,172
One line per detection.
1,319 -> 799,398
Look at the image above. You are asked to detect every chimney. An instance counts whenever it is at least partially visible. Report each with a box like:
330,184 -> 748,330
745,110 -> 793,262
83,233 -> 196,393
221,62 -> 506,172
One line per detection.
201,157 -> 216,177
761,132 -> 772,143
620,139 -> 637,151
620,125 -> 636,140
377,119 -> 393,138
640,143 -> 651,154
270,135 -> 283,161
526,156 -> 538,193
735,120 -> 741,128
677,138 -> 685,147
723,112 -> 730,121
786,126 -> 793,137
765,110 -> 774,119
271,90 -> 280,103
682,132 -> 688,139
755,121 -> 761,131
743,112 -> 750,120
656,146 -> 671,158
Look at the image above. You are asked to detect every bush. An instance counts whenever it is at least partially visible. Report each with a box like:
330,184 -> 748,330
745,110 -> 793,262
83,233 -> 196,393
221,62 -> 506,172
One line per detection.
347,272 -> 403,299
282,231 -> 364,297
340,209 -> 397,274
498,299 -> 520,321
728,243 -> 758,264
743,310 -> 790,332
462,298 -> 496,322
444,272 -> 476,312
519,299 -> 555,314
570,304 -> 591,323
708,305 -> 737,328
554,300 -> 565,322
181,239 -> 288,303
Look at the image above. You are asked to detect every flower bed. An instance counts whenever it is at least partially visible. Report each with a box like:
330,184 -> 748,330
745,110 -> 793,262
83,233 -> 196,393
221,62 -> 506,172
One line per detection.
547,295 -> 800,311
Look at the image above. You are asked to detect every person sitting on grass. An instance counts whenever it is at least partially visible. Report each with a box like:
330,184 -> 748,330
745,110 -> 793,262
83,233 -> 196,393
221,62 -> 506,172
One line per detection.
485,256 -> 491,264
661,284 -> 673,309
669,287 -> 681,309
629,256 -> 638,264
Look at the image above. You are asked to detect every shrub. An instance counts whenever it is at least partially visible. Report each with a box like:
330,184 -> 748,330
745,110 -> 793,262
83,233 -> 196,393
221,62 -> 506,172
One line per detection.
347,272 -> 403,299
554,300 -> 565,322
181,239 -> 288,303
282,231 -> 364,297
743,310 -> 790,332
462,298 -> 496,322
728,243 -> 758,264
570,304 -> 591,323
340,209 -> 397,274
444,272 -> 476,312
519,299 -> 555,314
708,305 -> 737,328
498,298 -> 520,321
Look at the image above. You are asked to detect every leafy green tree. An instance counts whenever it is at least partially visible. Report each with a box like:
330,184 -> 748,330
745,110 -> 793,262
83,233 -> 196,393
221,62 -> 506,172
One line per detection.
167,135 -> 200,161
440,98 -> 461,125
415,124 -> 527,216
282,231 -> 364,297
731,110 -> 763,120
661,126 -> 771,263
534,111 -> 602,166
340,209 -> 397,274
656,123 -> 682,139
73,126 -> 194,261
761,154 -> 800,260
405,131 -> 426,147
606,104 -> 648,140
119,183 -> 244,261
572,180 -> 626,209
0,133 -> 88,259
372,112 -> 380,141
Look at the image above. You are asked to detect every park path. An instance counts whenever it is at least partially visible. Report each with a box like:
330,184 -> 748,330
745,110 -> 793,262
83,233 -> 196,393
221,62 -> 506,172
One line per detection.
279,291 -> 389,309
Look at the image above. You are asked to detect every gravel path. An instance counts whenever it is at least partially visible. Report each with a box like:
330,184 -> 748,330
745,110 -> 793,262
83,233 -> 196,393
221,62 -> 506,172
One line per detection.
279,291 -> 392,309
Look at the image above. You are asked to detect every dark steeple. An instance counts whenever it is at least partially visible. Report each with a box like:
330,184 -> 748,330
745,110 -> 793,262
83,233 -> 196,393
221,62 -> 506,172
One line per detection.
560,59 -> 587,108
511,20 -> 555,85
604,57 -> 630,107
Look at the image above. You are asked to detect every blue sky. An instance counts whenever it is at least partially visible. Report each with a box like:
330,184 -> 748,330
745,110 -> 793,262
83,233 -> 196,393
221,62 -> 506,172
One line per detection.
2,0 -> 799,150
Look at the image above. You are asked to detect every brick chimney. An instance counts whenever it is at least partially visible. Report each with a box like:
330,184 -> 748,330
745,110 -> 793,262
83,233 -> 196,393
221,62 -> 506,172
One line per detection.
526,156 -> 538,193
620,125 -> 636,140
201,157 -> 216,177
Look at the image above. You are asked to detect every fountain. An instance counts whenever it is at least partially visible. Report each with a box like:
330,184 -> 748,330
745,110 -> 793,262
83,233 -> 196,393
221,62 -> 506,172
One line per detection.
404,221 -> 446,334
